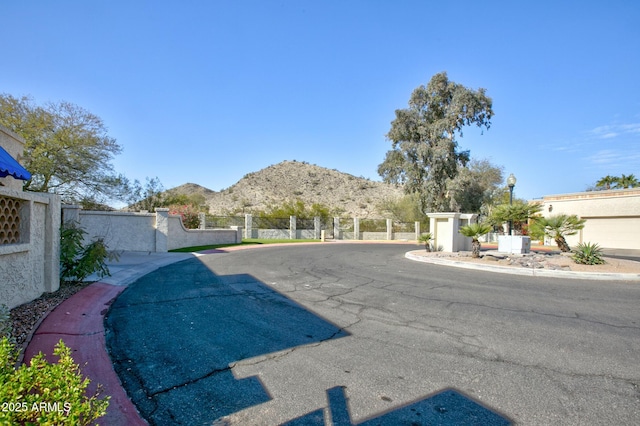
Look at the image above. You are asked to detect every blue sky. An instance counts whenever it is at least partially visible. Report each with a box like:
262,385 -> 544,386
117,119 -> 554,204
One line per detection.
1,1 -> 639,202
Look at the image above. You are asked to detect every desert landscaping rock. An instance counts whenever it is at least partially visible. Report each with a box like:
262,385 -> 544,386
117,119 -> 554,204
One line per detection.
408,248 -> 640,278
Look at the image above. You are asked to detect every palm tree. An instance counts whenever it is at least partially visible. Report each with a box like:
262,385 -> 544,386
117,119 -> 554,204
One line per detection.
615,174 -> 639,189
595,175 -> 617,190
417,233 -> 433,252
531,214 -> 586,252
459,223 -> 492,258
488,201 -> 542,234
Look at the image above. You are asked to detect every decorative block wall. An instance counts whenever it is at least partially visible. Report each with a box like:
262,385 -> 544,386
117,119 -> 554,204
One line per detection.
0,195 -> 22,245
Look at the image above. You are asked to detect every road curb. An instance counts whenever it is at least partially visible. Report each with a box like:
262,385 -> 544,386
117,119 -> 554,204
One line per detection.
405,250 -> 640,281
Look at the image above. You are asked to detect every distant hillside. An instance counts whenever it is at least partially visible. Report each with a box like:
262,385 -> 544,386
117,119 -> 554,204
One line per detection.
168,160 -> 404,218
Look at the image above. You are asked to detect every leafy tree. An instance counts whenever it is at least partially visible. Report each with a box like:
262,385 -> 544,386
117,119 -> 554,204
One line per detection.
0,94 -> 127,204
162,192 -> 207,211
378,72 -> 493,212
126,177 -> 165,211
377,193 -> 428,226
447,158 -> 504,213
459,222 -> 492,258
531,214 -> 586,252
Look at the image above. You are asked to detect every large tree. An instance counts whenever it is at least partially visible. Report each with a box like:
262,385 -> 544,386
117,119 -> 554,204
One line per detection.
378,72 -> 493,212
0,94 -> 126,203
447,158 -> 504,214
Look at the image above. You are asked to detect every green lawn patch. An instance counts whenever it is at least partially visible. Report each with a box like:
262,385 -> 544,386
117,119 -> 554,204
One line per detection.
169,239 -> 321,253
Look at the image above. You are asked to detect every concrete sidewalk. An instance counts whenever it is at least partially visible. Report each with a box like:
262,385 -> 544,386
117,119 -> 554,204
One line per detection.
85,251 -> 196,286
24,251 -> 196,426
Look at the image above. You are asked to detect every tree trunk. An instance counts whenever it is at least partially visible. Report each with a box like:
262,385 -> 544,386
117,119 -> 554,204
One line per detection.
555,236 -> 571,252
472,239 -> 481,258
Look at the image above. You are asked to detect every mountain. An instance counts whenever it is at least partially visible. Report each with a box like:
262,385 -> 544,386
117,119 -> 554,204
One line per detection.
168,160 -> 404,218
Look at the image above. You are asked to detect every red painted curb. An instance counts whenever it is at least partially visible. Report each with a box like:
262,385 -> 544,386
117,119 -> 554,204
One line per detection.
23,282 -> 147,426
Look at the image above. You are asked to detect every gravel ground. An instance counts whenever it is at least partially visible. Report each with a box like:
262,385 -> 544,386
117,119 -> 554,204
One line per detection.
10,282 -> 90,348
411,250 -> 640,273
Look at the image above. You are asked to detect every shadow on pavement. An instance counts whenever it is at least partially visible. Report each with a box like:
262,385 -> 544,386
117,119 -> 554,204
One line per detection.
285,386 -> 511,425
105,256 -> 511,425
105,257 -> 350,425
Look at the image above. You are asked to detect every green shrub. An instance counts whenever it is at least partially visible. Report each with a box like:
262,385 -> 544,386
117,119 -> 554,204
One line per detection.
60,221 -> 118,284
168,204 -> 201,229
572,242 -> 606,265
0,304 -> 12,342
0,337 -> 109,425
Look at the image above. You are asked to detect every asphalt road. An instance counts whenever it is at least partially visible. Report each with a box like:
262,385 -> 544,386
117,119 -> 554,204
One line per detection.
105,243 -> 640,425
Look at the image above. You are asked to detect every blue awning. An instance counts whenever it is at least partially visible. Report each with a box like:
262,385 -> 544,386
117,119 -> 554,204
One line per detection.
0,146 -> 31,180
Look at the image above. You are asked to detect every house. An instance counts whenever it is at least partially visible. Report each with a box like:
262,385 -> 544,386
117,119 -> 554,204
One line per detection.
537,188 -> 640,250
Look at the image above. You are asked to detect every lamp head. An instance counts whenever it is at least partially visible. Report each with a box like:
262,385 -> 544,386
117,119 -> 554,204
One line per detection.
507,173 -> 517,188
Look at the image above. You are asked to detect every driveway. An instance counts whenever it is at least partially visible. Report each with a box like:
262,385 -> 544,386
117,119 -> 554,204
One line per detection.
104,244 -> 640,425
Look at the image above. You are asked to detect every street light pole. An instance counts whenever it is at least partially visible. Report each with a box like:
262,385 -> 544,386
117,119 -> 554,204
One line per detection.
507,173 -> 516,235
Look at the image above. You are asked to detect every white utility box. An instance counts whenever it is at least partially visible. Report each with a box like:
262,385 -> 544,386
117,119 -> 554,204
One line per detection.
498,235 -> 531,254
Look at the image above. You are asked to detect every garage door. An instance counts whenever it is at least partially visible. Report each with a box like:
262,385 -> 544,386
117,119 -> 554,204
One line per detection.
581,217 -> 640,250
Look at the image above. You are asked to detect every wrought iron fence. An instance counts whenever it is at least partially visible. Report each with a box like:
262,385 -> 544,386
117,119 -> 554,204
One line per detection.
321,217 -> 334,238
359,218 -> 387,232
392,221 -> 414,233
205,215 -> 244,229
296,218 -> 316,230
337,217 -> 354,232
253,216 -> 290,230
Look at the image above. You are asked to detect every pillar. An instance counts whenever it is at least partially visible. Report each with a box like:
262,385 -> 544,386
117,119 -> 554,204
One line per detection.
155,208 -> 169,252
245,214 -> 252,239
353,217 -> 360,240
290,215 -> 297,239
314,216 -> 321,239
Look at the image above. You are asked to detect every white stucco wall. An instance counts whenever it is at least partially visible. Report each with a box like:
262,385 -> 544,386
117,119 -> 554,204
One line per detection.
166,215 -> 238,250
0,189 -> 60,309
62,206 -> 239,253
428,213 -> 477,252
76,211 -> 157,251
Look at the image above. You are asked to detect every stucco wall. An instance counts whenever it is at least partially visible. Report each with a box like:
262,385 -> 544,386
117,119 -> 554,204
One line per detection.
166,216 -> 238,250
538,188 -> 640,249
428,213 -> 476,252
62,206 -> 239,252
0,189 -> 60,309
75,211 -> 157,251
